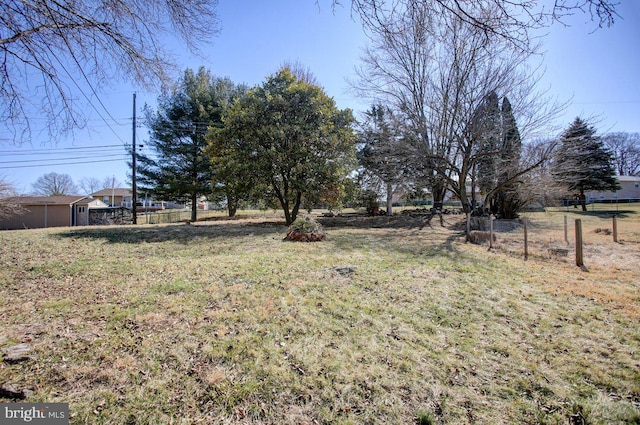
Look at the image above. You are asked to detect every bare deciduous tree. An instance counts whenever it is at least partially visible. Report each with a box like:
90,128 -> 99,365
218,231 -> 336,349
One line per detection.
357,104 -> 407,215
280,60 -> 319,85
0,177 -> 25,219
340,0 -> 618,51
602,132 -> 640,176
32,172 -> 79,196
79,177 -> 102,196
517,138 -> 562,208
1,0 -> 220,142
78,176 -> 122,196
352,1 -> 562,223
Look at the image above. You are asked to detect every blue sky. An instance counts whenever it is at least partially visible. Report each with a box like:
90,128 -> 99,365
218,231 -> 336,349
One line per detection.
1,0 -> 639,194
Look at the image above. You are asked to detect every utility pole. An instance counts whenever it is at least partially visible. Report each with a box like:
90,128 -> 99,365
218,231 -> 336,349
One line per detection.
132,93 -> 138,224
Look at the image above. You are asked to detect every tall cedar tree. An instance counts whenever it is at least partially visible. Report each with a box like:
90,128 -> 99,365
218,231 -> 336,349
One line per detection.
208,68 -> 356,225
138,68 -> 236,222
552,117 -> 620,211
492,96 -> 524,218
472,92 -> 502,203
468,93 -> 524,218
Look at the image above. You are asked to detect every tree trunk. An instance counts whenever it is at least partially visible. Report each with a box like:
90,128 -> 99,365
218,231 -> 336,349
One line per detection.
273,186 -> 292,225
579,190 -> 587,212
227,197 -> 237,217
290,191 -> 303,225
190,193 -> 198,222
386,182 -> 393,216
432,182 -> 446,211
470,166 -> 477,211
225,190 -> 238,217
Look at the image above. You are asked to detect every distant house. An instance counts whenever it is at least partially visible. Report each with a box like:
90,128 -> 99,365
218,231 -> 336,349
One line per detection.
0,196 -> 107,230
91,188 -> 133,208
585,175 -> 640,203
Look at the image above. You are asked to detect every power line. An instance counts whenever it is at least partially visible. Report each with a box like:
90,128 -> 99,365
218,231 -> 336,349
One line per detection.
0,158 -> 128,170
41,0 -> 128,140
0,154 -> 126,165
0,146 -> 126,156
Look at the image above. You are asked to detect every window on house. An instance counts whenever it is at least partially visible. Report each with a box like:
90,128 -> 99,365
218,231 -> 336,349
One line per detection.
78,206 -> 86,213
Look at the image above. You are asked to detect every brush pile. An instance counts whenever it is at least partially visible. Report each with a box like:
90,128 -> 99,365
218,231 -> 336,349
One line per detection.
284,216 -> 326,242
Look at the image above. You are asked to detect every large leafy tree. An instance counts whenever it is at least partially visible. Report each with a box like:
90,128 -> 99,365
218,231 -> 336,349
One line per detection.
206,85 -> 252,218
551,117 -> 620,211
208,68 -> 356,225
138,67 -> 237,222
1,0 -> 219,142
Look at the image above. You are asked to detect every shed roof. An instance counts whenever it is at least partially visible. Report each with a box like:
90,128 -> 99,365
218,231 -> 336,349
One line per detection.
3,196 -> 89,205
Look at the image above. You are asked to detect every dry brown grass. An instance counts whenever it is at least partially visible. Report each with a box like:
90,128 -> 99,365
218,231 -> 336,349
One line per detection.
488,207 -> 640,319
0,208 -> 639,424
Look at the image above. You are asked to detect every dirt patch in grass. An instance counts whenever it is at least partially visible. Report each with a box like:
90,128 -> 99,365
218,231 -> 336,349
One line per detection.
1,211 -> 639,424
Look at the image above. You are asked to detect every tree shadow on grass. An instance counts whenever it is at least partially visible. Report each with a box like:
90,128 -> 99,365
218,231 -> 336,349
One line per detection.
55,221 -> 288,244
327,220 -> 466,262
572,209 -> 635,218
556,207 -> 637,219
318,214 -> 440,230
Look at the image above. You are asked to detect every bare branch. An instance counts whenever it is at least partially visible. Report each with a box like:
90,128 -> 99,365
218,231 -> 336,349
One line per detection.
0,0 -> 220,143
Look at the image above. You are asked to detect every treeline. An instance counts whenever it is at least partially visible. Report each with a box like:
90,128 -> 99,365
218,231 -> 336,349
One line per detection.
134,63 -> 633,226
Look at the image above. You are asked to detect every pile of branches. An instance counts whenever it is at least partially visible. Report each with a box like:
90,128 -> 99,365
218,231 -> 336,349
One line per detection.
284,216 -> 326,242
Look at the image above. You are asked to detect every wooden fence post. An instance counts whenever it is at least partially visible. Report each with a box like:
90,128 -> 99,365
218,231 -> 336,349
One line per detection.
575,219 -> 584,267
489,216 -> 494,250
523,217 -> 528,261
612,215 -> 618,243
564,215 -> 568,244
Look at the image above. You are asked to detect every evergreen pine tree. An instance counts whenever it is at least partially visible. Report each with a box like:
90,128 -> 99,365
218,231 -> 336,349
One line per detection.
551,117 -> 620,211
137,67 -> 236,221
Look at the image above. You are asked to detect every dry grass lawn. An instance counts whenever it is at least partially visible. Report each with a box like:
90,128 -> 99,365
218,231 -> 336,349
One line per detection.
0,206 -> 639,424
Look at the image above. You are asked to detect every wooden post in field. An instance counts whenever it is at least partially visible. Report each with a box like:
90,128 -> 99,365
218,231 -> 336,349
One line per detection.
612,215 -> 618,243
489,216 -> 494,250
523,217 -> 528,261
564,215 -> 568,244
575,219 -> 584,267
